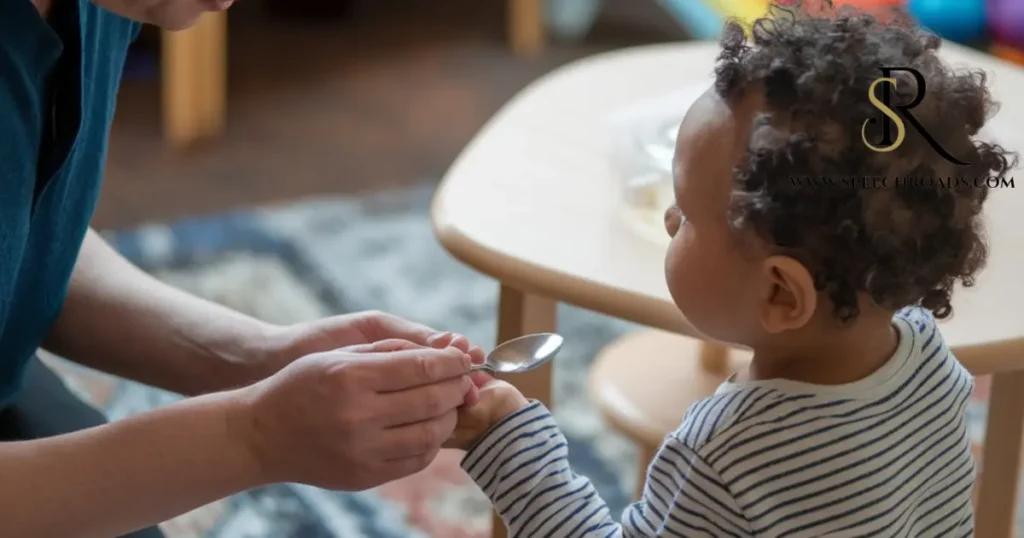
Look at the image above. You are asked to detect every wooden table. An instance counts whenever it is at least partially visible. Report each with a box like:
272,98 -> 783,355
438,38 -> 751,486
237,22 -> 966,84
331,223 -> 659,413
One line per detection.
432,40 -> 1024,538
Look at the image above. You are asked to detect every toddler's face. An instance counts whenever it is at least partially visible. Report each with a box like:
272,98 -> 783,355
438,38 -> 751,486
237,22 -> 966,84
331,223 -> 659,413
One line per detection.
664,87 -> 811,346
663,87 -> 760,344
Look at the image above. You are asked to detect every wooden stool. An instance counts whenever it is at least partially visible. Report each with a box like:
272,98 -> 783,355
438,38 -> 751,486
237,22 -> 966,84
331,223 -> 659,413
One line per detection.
588,329 -> 752,498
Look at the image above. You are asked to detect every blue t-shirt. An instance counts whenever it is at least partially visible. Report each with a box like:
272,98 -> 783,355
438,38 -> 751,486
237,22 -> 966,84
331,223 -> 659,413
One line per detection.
0,0 -> 139,405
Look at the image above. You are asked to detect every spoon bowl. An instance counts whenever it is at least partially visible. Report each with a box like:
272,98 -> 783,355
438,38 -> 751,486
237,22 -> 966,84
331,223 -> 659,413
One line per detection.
470,333 -> 564,375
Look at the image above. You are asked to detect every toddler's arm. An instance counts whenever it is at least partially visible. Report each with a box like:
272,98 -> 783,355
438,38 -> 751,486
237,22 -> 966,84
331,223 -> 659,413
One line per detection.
461,400 -> 751,537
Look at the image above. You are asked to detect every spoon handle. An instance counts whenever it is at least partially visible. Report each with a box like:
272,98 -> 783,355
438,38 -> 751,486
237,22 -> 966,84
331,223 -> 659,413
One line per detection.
469,363 -> 496,373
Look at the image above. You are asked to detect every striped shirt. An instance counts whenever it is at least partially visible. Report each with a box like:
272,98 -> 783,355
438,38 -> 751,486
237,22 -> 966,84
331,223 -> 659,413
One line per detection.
461,306 -> 976,537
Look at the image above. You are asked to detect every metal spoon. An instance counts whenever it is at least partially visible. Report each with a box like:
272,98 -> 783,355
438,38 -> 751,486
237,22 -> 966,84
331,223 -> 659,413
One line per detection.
469,333 -> 565,375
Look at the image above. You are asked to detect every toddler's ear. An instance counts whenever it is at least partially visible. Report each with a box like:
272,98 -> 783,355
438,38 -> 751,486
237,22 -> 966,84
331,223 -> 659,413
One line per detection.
758,256 -> 816,333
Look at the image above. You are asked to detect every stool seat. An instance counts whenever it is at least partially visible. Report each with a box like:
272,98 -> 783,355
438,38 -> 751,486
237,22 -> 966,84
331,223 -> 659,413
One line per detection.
588,329 -> 753,449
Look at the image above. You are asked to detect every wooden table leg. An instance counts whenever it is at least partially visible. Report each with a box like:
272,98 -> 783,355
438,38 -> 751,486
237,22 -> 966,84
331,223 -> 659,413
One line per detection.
975,371 -> 1024,538
508,0 -> 545,57
636,444 -> 657,500
489,284 -> 557,538
161,11 -> 228,147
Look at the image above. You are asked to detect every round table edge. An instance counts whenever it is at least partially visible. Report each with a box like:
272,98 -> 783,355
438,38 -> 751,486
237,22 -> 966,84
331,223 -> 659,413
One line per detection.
430,189 -> 696,336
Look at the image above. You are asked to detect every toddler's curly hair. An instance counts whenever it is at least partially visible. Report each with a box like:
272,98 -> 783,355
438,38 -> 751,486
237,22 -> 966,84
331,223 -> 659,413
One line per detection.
714,0 -> 1017,322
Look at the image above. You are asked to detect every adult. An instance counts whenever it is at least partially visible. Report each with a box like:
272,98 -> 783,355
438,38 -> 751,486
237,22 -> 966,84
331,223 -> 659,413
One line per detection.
0,0 -> 484,536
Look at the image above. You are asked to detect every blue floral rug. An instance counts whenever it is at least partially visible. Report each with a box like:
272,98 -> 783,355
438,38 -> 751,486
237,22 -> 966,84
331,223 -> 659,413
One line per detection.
45,184 -> 643,537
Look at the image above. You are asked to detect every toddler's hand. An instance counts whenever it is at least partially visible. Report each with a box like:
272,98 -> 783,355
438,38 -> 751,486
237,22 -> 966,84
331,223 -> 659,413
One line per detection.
445,376 -> 529,451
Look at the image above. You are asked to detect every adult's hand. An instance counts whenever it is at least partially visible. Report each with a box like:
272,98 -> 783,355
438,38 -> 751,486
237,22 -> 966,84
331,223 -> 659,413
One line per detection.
259,310 -> 486,378
0,340 -> 475,538
240,341 -> 475,490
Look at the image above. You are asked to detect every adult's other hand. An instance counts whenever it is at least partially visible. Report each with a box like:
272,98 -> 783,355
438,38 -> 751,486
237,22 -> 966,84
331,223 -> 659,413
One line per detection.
238,343 -> 474,491
257,310 -> 486,379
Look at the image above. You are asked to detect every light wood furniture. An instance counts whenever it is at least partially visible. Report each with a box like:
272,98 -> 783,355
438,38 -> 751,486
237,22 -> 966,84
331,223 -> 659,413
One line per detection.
161,12 -> 228,147
431,40 -> 1024,538
509,0 -> 545,56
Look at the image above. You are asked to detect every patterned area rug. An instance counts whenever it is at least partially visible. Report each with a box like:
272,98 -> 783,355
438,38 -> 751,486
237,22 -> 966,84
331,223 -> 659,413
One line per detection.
43,184 -> 1007,537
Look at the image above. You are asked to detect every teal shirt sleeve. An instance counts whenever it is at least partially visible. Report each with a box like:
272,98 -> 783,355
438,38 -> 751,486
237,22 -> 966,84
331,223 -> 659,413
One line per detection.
0,0 -> 139,404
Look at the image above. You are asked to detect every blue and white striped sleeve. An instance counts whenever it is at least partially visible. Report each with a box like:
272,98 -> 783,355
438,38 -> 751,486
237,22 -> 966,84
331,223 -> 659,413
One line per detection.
460,401 -> 751,537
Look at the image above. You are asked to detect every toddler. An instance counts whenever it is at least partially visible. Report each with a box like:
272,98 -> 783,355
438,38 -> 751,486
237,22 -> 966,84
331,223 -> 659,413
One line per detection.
448,3 -> 1017,537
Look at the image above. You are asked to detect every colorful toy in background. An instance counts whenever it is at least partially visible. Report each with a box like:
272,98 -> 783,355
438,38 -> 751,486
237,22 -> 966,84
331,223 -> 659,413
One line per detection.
707,0 -> 1024,67
900,0 -> 1024,66
989,0 -> 1024,66
702,0 -> 770,27
907,0 -> 987,42
832,0 -> 905,23
834,0 -> 903,8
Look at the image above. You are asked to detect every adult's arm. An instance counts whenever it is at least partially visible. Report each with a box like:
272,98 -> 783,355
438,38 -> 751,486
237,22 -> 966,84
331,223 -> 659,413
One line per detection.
43,228 -> 276,395
0,389 -> 262,538
0,341 -> 478,538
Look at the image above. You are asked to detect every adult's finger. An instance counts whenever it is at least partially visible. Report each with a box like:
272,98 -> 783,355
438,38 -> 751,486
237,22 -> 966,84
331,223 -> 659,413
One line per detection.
341,339 -> 425,354
374,375 -> 471,427
433,333 -> 484,362
426,333 -> 481,359
376,410 -> 458,461
467,344 -> 486,365
365,347 -> 471,392
426,331 -> 456,349
469,370 -> 492,388
360,311 -> 441,346
445,333 -> 471,353
463,383 -> 481,408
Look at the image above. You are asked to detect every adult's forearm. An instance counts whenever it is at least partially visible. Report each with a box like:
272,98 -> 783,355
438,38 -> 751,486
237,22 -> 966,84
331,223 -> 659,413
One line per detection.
44,229 -> 276,395
0,390 -> 264,538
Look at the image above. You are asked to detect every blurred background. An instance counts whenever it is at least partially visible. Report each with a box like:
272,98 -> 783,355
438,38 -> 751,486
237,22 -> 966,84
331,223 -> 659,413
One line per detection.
100,0 -> 685,228
54,1 -> 1020,537
100,0 -> 1020,227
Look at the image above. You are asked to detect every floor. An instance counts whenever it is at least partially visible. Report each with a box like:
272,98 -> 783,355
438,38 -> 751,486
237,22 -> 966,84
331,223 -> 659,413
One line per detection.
98,0 -> 689,229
